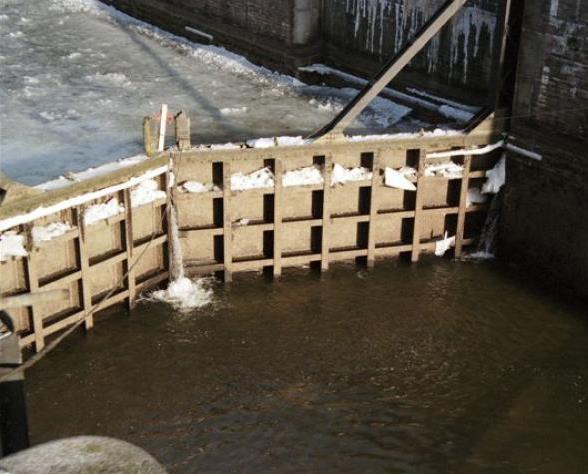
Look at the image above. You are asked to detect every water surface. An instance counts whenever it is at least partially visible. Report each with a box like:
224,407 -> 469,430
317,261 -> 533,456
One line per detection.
25,259 -> 588,473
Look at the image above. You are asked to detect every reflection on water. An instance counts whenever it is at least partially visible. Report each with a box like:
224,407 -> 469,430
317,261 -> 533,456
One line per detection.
26,259 -> 588,473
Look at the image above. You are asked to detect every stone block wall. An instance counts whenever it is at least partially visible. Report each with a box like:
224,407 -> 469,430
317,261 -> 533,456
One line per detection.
512,0 -> 588,138
500,0 -> 588,300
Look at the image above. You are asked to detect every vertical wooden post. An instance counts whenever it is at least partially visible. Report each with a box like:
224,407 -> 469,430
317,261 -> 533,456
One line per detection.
367,152 -> 380,268
455,155 -> 472,258
411,150 -> 426,263
273,159 -> 283,279
158,104 -> 168,152
123,189 -> 136,310
222,161 -> 233,283
75,207 -> 93,331
321,155 -> 332,272
24,226 -> 44,352
164,169 -> 174,278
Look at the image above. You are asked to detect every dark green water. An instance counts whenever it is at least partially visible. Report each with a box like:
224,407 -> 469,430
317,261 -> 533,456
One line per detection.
25,259 -> 587,473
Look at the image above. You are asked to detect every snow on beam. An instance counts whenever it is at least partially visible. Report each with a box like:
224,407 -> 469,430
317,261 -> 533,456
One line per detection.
426,141 -> 504,159
0,166 -> 168,233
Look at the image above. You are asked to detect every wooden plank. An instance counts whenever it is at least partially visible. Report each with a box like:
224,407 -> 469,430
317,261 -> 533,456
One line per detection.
39,270 -> 82,290
455,155 -> 472,257
123,189 -> 137,310
75,207 -> 93,331
222,161 -> 233,283
24,226 -> 44,352
321,155 -> 332,272
411,150 -> 426,263
135,271 -> 169,293
367,152 -> 380,268
273,159 -> 283,279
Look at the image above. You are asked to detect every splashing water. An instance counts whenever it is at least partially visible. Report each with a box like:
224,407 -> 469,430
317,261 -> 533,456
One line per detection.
468,191 -> 503,260
149,204 -> 214,310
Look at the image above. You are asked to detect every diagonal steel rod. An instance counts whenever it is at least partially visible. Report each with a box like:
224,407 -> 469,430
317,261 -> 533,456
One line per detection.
308,0 -> 468,140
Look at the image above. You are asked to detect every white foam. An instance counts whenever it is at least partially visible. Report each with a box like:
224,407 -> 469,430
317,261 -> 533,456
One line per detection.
149,276 -> 213,311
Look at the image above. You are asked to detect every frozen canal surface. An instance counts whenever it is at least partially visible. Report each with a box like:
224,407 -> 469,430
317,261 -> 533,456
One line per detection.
0,0 -> 421,186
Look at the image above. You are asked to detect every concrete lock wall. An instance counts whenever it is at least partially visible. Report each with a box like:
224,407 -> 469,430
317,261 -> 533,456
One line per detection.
0,132 -> 500,352
500,0 -> 588,300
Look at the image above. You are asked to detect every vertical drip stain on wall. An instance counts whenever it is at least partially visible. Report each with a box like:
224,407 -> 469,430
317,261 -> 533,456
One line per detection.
337,0 -> 497,87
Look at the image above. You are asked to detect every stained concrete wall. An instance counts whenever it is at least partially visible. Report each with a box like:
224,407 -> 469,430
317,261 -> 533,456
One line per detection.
323,0 -> 500,94
500,0 -> 588,300
101,0 -> 503,100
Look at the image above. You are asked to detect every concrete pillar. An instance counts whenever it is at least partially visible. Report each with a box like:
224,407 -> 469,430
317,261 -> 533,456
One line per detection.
292,0 -> 321,46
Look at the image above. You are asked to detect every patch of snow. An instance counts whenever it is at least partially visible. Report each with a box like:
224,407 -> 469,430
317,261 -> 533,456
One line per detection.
220,106 -> 248,116
235,218 -> 250,227
83,198 -> 124,226
0,232 -> 28,262
181,181 -> 220,193
246,136 -> 308,149
149,276 -> 213,311
467,188 -> 488,207
283,166 -> 323,187
331,164 -> 372,186
0,14 -> 9,22
438,105 -> 475,122
384,168 -> 416,191
1,166 -> 168,232
85,72 -> 131,88
425,162 -> 464,179
131,179 -> 166,207
482,156 -> 506,194
209,143 -> 241,151
35,155 -> 150,191
427,141 -> 504,159
435,232 -> 456,257
32,222 -> 72,244
349,128 -> 462,143
231,167 -> 274,191
405,88 -> 480,113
